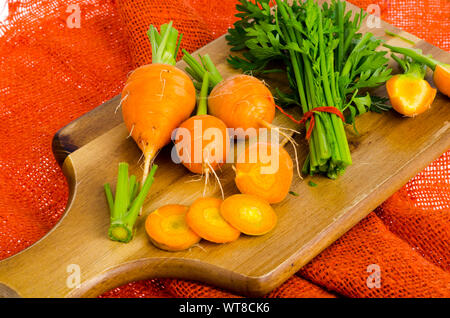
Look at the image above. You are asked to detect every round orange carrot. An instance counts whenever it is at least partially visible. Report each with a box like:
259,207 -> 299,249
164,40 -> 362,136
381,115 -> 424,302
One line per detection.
208,74 -> 275,137
175,114 -> 229,174
121,23 -> 196,185
235,142 -> 293,204
220,194 -> 277,236
145,204 -> 201,251
182,51 -> 301,177
186,197 -> 240,243
174,73 -> 229,176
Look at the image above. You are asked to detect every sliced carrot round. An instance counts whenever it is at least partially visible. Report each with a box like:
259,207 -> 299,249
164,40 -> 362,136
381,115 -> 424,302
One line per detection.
220,194 -> 277,236
186,197 -> 240,243
145,204 -> 201,251
235,142 -> 293,203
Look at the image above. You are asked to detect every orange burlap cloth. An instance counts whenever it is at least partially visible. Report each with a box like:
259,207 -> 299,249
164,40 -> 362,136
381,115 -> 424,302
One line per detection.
0,0 -> 449,298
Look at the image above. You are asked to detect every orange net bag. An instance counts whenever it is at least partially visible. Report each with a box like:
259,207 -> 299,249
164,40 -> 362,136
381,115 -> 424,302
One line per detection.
0,0 -> 449,298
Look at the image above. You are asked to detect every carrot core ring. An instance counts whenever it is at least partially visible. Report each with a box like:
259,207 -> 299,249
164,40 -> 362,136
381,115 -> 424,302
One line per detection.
220,194 -> 277,236
145,204 -> 201,251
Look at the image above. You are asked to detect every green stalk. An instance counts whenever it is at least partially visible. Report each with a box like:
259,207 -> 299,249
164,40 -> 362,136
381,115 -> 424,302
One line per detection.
127,174 -> 136,209
341,32 -> 373,78
391,53 -> 427,80
276,0 -> 308,112
107,163 -> 158,243
336,1 -> 345,71
383,44 -> 441,71
343,9 -> 364,56
329,54 -> 339,107
182,50 -> 223,90
317,9 -> 334,107
122,165 -> 158,230
147,22 -> 183,66
317,8 -> 339,169
104,183 -> 114,213
111,163 -> 129,221
196,72 -> 209,116
200,54 -> 224,85
384,30 -> 415,46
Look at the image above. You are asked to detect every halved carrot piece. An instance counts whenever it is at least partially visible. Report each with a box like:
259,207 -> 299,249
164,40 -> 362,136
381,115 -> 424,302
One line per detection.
145,204 -> 201,251
386,74 -> 436,117
434,64 -> 450,98
235,142 -> 293,204
186,197 -> 240,243
220,194 -> 277,236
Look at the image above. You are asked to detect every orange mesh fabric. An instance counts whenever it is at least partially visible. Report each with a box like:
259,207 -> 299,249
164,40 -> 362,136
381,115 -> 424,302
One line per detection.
0,0 -> 449,298
116,0 -> 239,68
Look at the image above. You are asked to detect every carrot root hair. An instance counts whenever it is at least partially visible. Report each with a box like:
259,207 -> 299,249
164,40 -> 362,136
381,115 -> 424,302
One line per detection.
205,160 -> 225,200
201,166 -> 225,200
259,119 -> 302,179
116,91 -> 129,114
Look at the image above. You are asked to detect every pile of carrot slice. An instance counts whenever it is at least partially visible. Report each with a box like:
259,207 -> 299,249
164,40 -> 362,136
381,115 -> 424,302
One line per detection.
145,194 -> 278,251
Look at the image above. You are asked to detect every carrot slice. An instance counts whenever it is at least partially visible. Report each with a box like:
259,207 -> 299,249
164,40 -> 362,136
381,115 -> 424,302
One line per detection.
235,142 -> 293,204
220,194 -> 277,236
186,197 -> 240,243
145,204 -> 201,251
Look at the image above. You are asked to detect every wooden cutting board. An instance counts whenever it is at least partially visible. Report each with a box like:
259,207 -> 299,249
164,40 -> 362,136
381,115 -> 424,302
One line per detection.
1,1 -> 449,298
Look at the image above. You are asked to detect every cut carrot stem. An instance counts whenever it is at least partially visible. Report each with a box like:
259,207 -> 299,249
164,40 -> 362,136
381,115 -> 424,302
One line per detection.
145,204 -> 201,251
220,194 -> 277,236
186,197 -> 240,243
105,163 -> 158,243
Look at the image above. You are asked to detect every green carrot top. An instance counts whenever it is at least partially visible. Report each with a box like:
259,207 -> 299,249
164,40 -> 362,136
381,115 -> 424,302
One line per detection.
148,21 -> 183,66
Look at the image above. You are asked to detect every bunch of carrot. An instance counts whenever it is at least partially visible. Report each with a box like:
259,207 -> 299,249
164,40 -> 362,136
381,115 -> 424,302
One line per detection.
145,50 -> 299,251
105,22 -> 296,244
177,50 -> 297,200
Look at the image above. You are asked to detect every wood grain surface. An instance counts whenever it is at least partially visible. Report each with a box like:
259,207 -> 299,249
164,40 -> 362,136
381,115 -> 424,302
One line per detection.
1,1 -> 449,298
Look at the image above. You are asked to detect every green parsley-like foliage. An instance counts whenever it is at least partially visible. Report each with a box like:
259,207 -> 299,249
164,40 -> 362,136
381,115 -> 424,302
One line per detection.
226,0 -> 392,178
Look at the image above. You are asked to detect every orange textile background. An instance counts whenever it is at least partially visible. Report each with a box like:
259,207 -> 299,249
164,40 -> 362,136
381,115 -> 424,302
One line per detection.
0,0 -> 449,298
